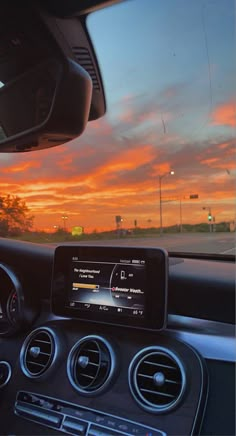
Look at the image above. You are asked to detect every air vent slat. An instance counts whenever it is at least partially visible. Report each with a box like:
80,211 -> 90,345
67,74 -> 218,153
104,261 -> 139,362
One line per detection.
138,373 -> 152,379
165,378 -> 181,385
26,361 -> 46,368
21,329 -> 55,378
67,336 -> 114,395
129,347 -> 186,413
140,388 -> 175,398
144,360 -> 177,370
34,339 -> 51,344
87,362 -> 100,367
79,373 -> 95,380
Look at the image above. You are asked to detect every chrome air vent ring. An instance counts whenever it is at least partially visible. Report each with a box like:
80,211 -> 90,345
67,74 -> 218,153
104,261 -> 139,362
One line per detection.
67,335 -> 116,396
129,346 -> 186,413
0,361 -> 12,388
20,327 -> 58,379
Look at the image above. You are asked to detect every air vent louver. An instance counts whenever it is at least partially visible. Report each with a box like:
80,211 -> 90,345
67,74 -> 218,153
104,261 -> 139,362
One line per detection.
20,328 -> 55,378
67,336 -> 115,395
72,47 -> 100,91
129,347 -> 186,413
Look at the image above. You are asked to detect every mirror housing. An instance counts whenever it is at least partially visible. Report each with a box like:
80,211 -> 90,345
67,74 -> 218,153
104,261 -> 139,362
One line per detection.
0,2 -> 93,153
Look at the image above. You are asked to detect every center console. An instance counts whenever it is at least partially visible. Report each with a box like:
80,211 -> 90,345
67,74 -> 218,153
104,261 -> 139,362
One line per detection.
0,246 -> 209,436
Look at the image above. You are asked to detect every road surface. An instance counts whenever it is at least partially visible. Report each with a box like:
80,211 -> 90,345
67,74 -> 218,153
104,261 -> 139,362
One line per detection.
77,233 -> 235,255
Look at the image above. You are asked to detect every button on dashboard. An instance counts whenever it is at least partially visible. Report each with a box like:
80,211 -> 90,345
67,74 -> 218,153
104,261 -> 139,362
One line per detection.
88,425 -> 120,436
61,405 -> 94,422
62,417 -> 87,435
15,392 -> 166,436
15,401 -> 62,428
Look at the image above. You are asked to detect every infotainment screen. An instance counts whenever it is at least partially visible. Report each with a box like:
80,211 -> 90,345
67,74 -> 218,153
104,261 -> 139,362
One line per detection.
51,246 -> 168,330
69,258 -> 146,317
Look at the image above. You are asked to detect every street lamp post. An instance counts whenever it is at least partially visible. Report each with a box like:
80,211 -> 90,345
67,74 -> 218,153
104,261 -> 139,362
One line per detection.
179,194 -> 198,232
179,198 -> 183,233
62,215 -> 68,231
159,175 -> 163,235
159,170 -> 174,235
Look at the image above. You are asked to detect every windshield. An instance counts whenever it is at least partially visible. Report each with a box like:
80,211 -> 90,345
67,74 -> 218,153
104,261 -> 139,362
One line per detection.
0,0 -> 235,255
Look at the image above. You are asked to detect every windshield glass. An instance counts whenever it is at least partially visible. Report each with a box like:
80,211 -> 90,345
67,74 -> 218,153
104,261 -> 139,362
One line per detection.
0,0 -> 235,255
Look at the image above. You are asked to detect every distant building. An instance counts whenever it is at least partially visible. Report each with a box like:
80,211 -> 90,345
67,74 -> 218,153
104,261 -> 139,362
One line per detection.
71,226 -> 84,236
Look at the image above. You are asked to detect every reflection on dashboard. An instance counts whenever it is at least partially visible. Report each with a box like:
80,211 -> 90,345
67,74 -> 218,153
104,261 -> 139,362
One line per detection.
7,290 -> 19,325
0,263 -> 21,336
0,263 -> 36,337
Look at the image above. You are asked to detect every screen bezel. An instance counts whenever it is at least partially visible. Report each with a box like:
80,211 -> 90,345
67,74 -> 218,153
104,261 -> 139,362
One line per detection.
51,245 -> 168,330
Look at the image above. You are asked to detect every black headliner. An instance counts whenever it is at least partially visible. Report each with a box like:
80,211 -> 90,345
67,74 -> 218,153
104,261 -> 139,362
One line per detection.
39,0 -> 122,17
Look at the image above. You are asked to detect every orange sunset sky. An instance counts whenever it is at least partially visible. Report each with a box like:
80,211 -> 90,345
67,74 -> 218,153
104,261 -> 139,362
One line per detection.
0,0 -> 235,232
0,99 -> 235,233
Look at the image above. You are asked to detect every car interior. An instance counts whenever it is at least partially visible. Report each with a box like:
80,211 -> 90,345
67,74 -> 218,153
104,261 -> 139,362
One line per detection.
0,1 -> 235,436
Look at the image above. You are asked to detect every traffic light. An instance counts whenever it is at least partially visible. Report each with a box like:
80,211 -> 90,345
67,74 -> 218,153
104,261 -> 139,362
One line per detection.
208,214 -> 212,222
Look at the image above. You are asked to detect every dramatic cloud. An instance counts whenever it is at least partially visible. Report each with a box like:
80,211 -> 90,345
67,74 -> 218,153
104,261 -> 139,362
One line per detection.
0,123 -> 234,232
211,101 -> 236,127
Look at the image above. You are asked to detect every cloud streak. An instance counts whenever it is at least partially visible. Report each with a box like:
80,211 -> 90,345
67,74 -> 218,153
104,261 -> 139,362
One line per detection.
211,101 -> 236,127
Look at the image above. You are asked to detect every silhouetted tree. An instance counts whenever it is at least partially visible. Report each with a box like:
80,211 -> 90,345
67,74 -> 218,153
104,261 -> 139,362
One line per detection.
0,195 -> 34,236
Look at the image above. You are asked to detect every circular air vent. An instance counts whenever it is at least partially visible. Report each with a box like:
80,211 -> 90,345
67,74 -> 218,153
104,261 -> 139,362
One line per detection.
20,327 -> 57,378
67,335 -> 115,395
129,346 -> 186,413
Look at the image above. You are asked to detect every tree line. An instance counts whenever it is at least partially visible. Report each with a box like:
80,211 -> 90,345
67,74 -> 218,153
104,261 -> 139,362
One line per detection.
0,195 -> 34,237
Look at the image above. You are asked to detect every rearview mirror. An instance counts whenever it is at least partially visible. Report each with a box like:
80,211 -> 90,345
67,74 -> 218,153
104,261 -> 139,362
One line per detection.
0,3 -> 93,153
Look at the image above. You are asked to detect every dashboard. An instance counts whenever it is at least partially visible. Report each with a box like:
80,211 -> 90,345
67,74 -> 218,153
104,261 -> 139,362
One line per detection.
0,238 -> 235,436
